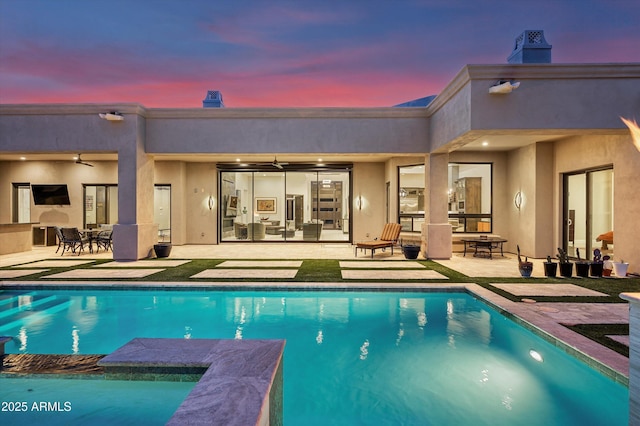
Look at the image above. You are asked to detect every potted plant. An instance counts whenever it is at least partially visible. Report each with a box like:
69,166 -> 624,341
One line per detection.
602,256 -> 613,277
153,232 -> 172,258
517,245 -> 533,278
543,255 -> 557,278
574,248 -> 590,278
556,247 -> 573,278
590,249 -> 604,277
613,259 -> 629,278
401,239 -> 420,260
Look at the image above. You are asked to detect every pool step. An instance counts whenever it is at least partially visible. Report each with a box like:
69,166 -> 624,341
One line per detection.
0,295 -> 59,320
0,299 -> 73,333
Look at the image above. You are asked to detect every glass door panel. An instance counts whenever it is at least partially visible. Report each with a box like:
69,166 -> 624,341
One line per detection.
589,169 -> 614,257
566,174 -> 586,258
154,185 -> 171,243
221,171 -> 253,242
254,172 -> 285,241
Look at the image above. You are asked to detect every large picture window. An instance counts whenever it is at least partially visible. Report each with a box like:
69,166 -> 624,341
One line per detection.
448,163 -> 492,233
219,168 -> 350,242
398,165 -> 424,232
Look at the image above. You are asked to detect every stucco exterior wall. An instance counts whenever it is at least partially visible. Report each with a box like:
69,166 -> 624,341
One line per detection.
0,160 -> 118,227
555,134 -> 639,273
146,109 -> 429,155
352,163 -> 386,242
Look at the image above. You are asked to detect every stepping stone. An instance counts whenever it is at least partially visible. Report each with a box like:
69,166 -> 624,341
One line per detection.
44,269 -> 165,279
97,260 -> 190,268
491,283 -> 607,297
13,260 -> 94,268
341,270 -> 447,280
216,261 -> 302,268
339,261 -> 425,269
0,269 -> 48,278
607,335 -> 629,346
191,269 -> 298,279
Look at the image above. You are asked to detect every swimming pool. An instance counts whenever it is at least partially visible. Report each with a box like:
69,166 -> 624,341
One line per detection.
0,289 -> 628,425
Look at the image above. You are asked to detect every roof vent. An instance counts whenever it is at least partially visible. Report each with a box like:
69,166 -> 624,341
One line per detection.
203,90 -> 225,108
507,30 -> 552,64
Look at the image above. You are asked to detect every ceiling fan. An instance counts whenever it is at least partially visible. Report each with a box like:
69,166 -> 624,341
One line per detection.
75,153 -> 94,167
254,156 -> 288,169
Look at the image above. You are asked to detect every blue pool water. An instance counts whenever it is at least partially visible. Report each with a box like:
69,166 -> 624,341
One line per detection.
0,289 -> 629,425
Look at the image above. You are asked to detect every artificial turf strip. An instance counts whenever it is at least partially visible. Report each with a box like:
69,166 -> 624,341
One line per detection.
566,323 -> 630,357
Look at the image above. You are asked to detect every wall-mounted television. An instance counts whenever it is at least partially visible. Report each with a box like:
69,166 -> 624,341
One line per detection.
32,184 -> 71,205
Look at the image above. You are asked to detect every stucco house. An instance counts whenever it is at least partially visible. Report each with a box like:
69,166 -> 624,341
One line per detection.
1,31 -> 638,270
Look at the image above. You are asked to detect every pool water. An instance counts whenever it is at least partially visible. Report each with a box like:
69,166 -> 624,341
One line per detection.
0,377 -> 194,425
0,289 -> 629,425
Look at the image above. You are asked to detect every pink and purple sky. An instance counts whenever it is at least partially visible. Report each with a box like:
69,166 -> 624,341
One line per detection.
0,0 -> 638,108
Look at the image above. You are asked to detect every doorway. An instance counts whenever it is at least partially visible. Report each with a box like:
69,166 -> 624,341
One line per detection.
563,167 -> 613,259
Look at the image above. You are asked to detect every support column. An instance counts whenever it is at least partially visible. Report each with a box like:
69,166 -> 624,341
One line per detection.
422,153 -> 452,259
113,139 -> 158,261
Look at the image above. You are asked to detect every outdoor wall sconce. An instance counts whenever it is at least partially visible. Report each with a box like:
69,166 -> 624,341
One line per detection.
514,191 -> 523,210
489,80 -> 520,94
356,196 -> 362,211
98,112 -> 124,121
208,195 -> 215,210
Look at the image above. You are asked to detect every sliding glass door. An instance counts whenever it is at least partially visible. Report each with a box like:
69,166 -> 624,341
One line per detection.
220,169 -> 350,243
564,168 -> 614,259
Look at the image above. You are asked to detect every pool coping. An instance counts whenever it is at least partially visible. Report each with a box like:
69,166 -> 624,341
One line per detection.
0,280 -> 629,387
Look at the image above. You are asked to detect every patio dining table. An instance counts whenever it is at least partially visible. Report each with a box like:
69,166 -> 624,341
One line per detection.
79,229 -> 101,253
461,237 -> 507,259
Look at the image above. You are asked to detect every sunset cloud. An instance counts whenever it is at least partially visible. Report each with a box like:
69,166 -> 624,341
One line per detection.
1,0 -> 638,107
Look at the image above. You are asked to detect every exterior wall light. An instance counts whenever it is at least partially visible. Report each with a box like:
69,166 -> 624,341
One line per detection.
98,112 -> 124,121
208,195 -> 215,210
514,191 -> 523,210
489,80 -> 520,94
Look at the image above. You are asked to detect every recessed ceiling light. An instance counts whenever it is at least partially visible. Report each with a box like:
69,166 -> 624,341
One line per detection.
318,158 -> 323,162
482,141 -> 489,147
20,156 -> 26,160
236,158 -> 241,162
73,156 -> 79,160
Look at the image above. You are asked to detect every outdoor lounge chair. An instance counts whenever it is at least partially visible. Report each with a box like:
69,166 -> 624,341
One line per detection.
355,223 -> 402,258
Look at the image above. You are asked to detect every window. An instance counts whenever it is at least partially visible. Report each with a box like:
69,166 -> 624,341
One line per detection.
448,163 -> 492,233
83,185 -> 118,228
398,165 -> 425,232
154,185 -> 171,243
12,183 -> 31,223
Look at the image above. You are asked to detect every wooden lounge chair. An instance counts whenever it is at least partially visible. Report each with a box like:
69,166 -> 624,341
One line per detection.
355,223 -> 402,258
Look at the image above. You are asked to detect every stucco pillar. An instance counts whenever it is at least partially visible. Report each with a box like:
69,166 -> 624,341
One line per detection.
422,153 -> 452,259
113,139 -> 158,260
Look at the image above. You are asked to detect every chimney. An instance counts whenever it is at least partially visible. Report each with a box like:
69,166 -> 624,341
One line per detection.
203,90 -> 225,108
507,30 -> 552,64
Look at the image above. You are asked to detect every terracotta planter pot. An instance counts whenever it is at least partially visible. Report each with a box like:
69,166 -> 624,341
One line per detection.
543,262 -> 557,278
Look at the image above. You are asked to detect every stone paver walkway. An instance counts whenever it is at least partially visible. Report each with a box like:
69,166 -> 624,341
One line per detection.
341,270 -> 447,280
0,269 -> 48,278
97,260 -> 190,268
216,261 -> 302,268
13,260 -> 94,268
192,269 -> 298,279
45,269 -> 165,279
531,302 -> 629,325
339,261 -> 425,269
491,283 -> 608,297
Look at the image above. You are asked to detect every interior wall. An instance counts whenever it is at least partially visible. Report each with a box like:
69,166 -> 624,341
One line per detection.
154,161 -> 187,245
